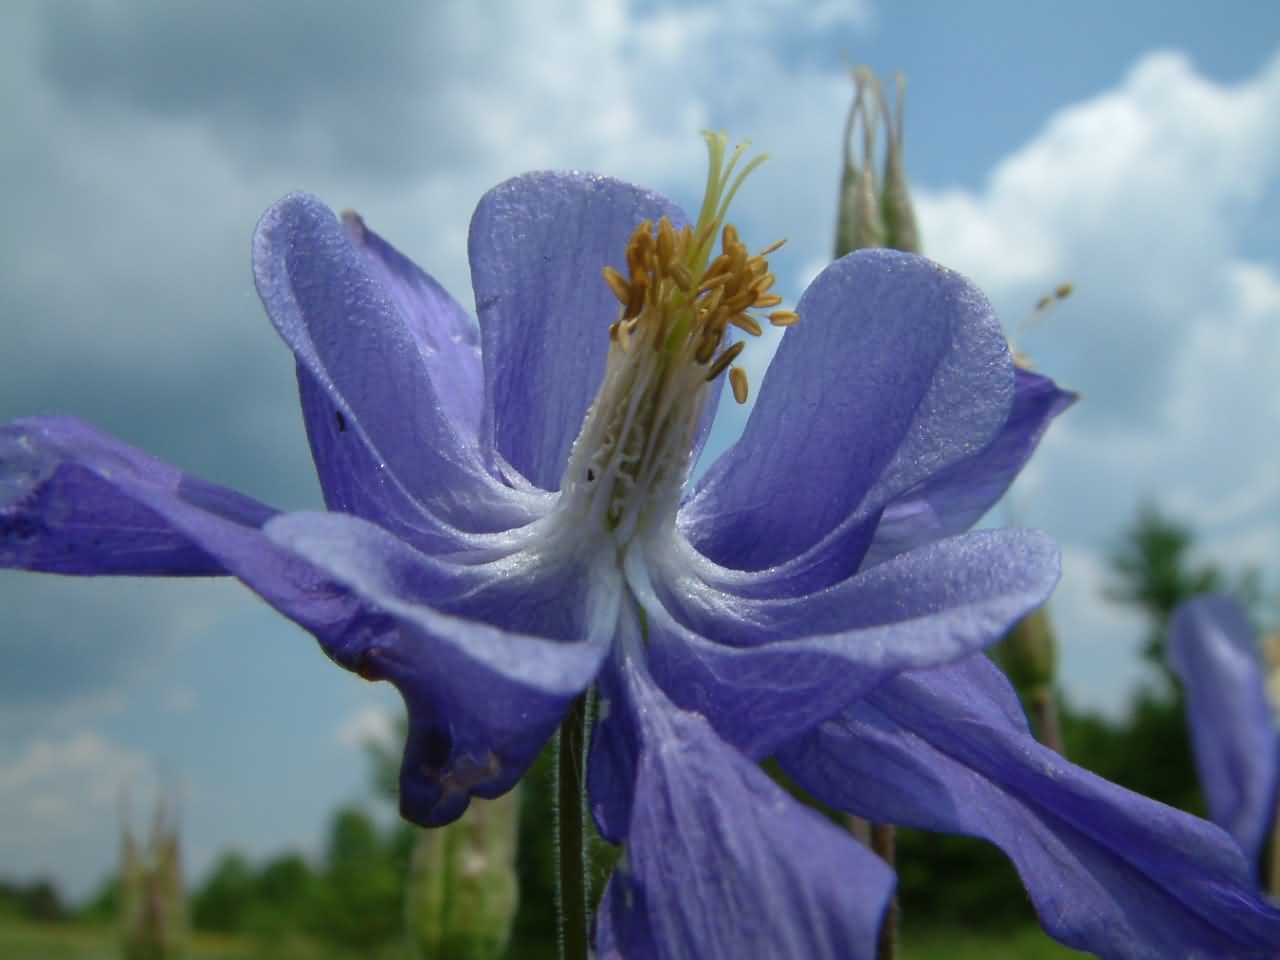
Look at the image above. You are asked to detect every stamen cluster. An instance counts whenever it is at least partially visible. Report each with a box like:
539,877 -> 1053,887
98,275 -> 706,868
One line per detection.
559,135 -> 799,541
601,216 -> 796,406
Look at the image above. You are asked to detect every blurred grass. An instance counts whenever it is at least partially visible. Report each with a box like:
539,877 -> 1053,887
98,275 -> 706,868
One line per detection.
904,925 -> 1085,958
1,919 -> 1085,959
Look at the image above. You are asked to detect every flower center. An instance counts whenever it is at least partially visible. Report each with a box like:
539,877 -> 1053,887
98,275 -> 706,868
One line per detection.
559,134 -> 799,543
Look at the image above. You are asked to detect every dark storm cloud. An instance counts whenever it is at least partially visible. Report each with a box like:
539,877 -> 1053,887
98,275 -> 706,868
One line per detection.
0,575 -> 227,709
36,0 -> 462,181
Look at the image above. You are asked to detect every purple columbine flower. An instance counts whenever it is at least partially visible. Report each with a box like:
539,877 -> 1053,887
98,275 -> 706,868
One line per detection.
3,136 -> 1278,958
1169,594 -> 1280,881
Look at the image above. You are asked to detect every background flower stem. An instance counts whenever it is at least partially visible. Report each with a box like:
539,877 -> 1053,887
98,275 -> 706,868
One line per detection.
873,823 -> 898,960
555,695 -> 589,960
1030,685 -> 1065,755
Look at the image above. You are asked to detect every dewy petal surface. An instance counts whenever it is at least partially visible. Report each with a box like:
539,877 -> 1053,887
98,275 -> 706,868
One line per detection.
625,528 -> 1059,760
862,365 -> 1077,567
0,416 -> 370,640
341,210 -> 485,439
681,249 -> 1013,578
253,193 -> 530,533
778,655 -> 1280,960
469,172 -> 689,491
265,511 -> 612,826
1169,594 -> 1280,875
592,655 -> 894,960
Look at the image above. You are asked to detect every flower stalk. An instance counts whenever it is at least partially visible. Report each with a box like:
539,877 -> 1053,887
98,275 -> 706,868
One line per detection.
556,695 -> 590,960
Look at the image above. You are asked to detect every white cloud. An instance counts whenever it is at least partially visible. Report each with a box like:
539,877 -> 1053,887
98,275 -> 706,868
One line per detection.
910,50 -> 1280,708
0,732 -> 151,842
336,704 -> 398,750
161,685 -> 198,715
1051,546 -> 1153,717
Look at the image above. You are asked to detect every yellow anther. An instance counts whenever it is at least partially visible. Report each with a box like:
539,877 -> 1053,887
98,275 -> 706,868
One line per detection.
602,266 -> 631,306
624,281 -> 646,320
723,288 -> 757,315
704,253 -> 732,281
752,273 -> 776,295
769,310 -> 799,327
722,223 -> 740,251
701,272 -> 732,299
671,262 -> 694,293
700,284 -> 726,315
757,238 -> 786,257
754,293 -> 783,309
657,217 -> 677,268
694,333 -> 718,365
705,340 -> 745,381
1054,282 -> 1074,299
729,366 -> 749,404
678,224 -> 694,257
731,314 -> 763,337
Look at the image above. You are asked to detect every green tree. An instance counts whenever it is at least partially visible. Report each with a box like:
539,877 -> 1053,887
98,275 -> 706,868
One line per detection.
1058,502 -> 1225,812
191,851 -> 255,933
1108,502 -> 1222,669
242,853 -> 316,938
311,806 -> 404,949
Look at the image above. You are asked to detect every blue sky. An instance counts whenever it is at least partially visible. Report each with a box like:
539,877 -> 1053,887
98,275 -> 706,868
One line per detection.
2,0 -> 1278,899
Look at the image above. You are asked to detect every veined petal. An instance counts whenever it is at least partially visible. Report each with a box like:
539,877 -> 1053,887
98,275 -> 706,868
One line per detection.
2,416 -> 271,575
592,655 -> 894,960
681,250 -> 1013,582
0,416 -> 369,639
624,529 -> 1058,759
1169,594 -> 1280,875
778,655 -> 1280,960
341,211 -> 484,438
253,193 -> 530,534
862,366 -> 1077,567
469,172 -> 688,492
265,511 -> 613,826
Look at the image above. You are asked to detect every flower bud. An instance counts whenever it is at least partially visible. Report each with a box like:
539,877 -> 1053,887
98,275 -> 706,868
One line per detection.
120,797 -> 188,960
406,788 -> 521,960
996,605 -> 1059,691
879,73 -> 921,254
834,68 -> 886,257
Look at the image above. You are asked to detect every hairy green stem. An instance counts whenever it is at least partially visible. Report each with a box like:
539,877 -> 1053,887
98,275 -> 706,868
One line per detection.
1269,805 -> 1280,899
556,695 -> 590,960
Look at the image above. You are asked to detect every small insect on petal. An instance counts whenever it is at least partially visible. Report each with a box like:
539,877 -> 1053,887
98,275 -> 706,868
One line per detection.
729,365 -> 749,404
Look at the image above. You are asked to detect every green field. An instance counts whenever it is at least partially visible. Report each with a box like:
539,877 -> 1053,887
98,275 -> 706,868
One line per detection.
1,920 -> 1085,959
